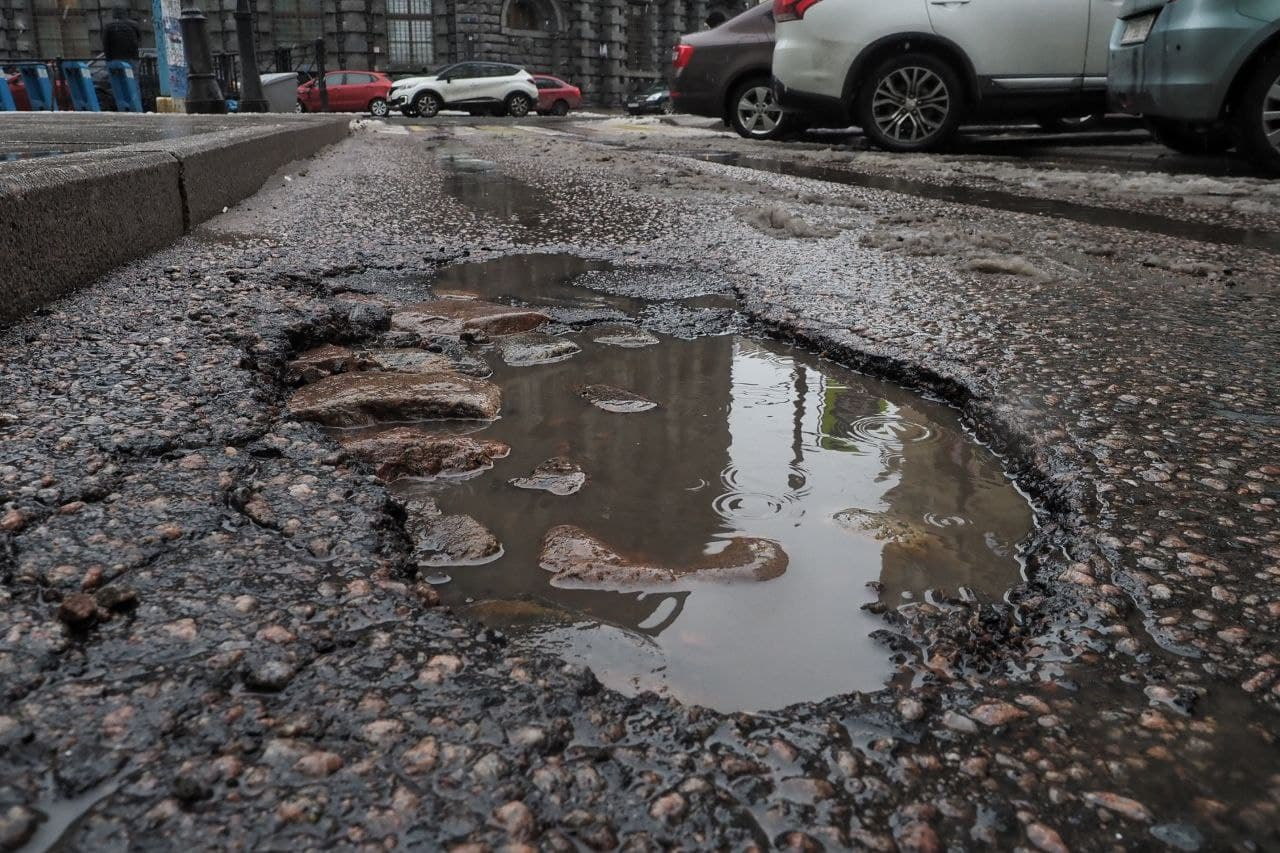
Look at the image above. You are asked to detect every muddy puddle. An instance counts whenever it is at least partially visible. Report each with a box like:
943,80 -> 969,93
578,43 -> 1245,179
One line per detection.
439,153 -> 555,231
693,152 -> 1280,254
318,254 -> 1036,711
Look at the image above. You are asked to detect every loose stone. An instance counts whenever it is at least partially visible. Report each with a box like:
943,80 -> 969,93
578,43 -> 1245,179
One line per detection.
57,592 -> 98,627
509,457 -> 587,496
341,427 -> 510,480
498,332 -> 581,366
577,384 -> 658,413
287,371 -> 502,426
539,525 -> 787,590
391,299 -> 549,338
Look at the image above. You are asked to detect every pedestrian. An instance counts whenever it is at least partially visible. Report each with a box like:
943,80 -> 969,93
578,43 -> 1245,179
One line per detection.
102,7 -> 142,63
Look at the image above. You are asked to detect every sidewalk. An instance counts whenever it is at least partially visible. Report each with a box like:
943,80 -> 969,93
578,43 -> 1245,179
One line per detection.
0,113 -> 351,328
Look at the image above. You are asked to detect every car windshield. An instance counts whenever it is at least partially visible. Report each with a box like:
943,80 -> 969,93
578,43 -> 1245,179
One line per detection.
642,83 -> 666,96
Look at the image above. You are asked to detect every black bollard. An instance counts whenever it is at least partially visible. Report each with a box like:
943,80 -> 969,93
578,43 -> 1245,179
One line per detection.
180,1 -> 226,113
314,37 -> 330,112
234,0 -> 268,112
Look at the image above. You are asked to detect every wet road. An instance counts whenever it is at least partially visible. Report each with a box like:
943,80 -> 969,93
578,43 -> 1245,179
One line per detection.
0,115 -> 1277,851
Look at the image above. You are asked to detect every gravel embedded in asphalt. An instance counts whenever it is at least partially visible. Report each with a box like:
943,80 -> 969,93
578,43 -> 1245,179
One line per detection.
1,120 -> 1277,850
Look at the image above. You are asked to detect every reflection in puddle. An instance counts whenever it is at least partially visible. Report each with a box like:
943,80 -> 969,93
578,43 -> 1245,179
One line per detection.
396,332 -> 1033,712
439,153 -> 558,232
427,253 -> 733,317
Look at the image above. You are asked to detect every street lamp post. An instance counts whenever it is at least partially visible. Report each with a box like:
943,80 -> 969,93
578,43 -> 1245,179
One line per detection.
179,0 -> 226,113
234,0 -> 267,112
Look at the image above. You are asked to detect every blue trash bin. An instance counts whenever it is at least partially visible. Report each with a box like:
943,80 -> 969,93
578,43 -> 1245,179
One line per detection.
61,61 -> 100,112
18,63 -> 56,111
0,77 -> 15,111
107,60 -> 143,112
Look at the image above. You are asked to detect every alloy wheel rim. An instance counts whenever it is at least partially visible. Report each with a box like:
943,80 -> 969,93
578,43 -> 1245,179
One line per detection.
871,66 -> 950,143
1263,75 -> 1280,155
372,100 -> 387,116
737,86 -> 782,135
511,97 -> 529,116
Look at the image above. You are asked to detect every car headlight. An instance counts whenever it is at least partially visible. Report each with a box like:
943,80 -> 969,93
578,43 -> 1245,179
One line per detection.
647,93 -> 663,102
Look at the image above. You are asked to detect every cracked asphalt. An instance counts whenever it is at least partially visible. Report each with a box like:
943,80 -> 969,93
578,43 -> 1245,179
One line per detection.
1,117 -> 1278,851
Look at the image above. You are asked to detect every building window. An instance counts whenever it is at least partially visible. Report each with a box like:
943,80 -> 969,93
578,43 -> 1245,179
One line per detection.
502,0 -> 561,34
272,0 -> 324,49
388,0 -> 433,69
625,0 -> 654,71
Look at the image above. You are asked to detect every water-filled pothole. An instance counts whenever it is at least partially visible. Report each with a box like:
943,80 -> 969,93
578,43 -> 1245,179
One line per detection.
394,333 -> 1032,711
438,152 -> 555,232
302,254 -> 1033,712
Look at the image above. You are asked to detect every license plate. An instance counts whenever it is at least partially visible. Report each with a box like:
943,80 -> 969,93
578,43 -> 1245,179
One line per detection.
1121,13 -> 1156,45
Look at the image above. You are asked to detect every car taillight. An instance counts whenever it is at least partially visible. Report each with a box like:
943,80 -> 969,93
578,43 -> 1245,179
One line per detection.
774,0 -> 823,22
672,44 -> 694,70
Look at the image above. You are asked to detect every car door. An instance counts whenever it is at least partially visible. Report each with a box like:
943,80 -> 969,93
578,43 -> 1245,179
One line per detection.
344,72 -> 373,110
322,72 -> 351,110
534,76 -> 556,110
926,0 -> 1090,89
444,63 -> 484,104
1084,0 -> 1125,82
486,65 -> 520,102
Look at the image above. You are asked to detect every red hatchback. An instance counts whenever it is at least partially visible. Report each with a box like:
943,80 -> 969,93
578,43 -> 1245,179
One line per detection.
297,70 -> 393,116
532,75 -> 582,116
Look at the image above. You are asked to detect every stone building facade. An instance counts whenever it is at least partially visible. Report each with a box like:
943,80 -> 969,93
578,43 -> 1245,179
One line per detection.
0,0 -> 758,105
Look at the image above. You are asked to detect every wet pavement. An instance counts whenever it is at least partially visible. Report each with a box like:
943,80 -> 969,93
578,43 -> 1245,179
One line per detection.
1,118 -> 1278,851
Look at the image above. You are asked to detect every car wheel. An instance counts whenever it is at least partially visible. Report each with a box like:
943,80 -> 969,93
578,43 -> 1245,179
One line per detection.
551,99 -> 570,117
368,97 -> 389,117
1147,117 -> 1233,156
296,100 -> 306,113
1037,114 -> 1102,134
729,78 -> 788,140
857,52 -> 962,153
505,93 -> 532,118
1233,52 -> 1280,173
413,91 -> 441,118
661,100 -> 676,115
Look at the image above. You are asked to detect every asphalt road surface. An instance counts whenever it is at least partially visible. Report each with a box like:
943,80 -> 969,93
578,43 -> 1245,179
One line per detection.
1,114 -> 1277,851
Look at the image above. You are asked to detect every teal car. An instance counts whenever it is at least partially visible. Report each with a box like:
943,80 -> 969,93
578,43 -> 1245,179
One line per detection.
1109,0 -> 1280,172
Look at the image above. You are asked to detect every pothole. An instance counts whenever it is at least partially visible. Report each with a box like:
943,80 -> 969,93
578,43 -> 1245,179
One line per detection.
287,255 -> 1034,712
438,152 -> 556,232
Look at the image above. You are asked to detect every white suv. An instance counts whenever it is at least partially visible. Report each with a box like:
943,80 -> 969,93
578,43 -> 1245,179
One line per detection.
387,62 -> 539,119
772,0 -> 1123,151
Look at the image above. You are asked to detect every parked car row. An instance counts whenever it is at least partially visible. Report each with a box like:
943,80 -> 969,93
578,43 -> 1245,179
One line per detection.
670,0 -> 1280,172
296,63 -> 583,119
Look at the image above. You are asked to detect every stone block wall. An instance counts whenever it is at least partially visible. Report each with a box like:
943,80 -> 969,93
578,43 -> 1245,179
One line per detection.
0,0 -> 757,106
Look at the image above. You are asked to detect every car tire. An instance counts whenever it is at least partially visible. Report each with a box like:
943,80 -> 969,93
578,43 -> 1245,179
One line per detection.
729,77 -> 789,140
1232,51 -> 1280,174
296,100 -> 307,113
661,100 -> 676,115
1147,117 -> 1233,156
401,106 -> 419,118
505,93 -> 532,118
551,99 -> 570,117
1037,114 -> 1102,134
413,91 -> 441,118
856,52 -> 963,153
368,97 -> 389,117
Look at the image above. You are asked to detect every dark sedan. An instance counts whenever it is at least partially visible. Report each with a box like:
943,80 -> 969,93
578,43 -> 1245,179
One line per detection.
624,82 -> 675,115
672,2 -> 801,140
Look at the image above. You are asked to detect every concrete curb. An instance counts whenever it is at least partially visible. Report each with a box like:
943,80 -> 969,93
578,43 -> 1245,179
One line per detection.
0,117 -> 351,328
